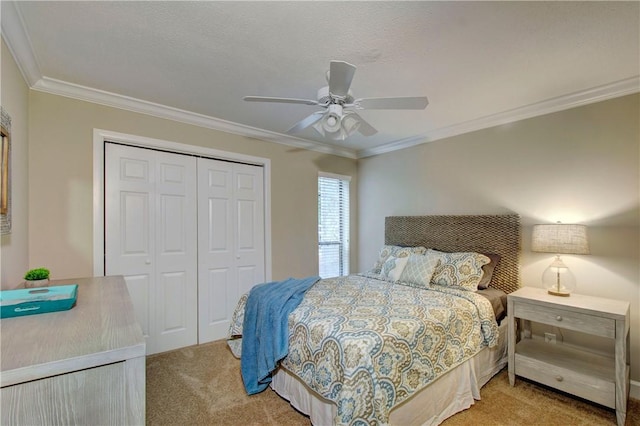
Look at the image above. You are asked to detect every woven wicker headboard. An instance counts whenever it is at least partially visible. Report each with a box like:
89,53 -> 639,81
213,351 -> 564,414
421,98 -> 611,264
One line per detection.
385,214 -> 521,293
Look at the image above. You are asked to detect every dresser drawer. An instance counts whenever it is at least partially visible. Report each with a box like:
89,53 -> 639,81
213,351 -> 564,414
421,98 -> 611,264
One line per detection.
513,302 -> 615,338
515,353 -> 615,408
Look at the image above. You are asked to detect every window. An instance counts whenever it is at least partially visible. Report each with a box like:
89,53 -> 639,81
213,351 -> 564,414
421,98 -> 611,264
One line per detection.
318,173 -> 350,278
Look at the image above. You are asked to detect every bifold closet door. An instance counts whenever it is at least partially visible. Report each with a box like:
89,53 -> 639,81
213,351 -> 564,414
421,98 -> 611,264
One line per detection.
105,143 -> 198,355
197,158 -> 265,343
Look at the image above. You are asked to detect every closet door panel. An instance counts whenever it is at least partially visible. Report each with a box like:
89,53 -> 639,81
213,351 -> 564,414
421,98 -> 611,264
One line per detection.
198,159 -> 265,344
208,198 -> 230,253
159,195 -> 187,252
238,266 -> 260,298
106,144 -> 197,355
198,159 -> 235,343
106,144 -> 156,351
237,199 -> 256,249
205,268 -> 230,326
124,274 -> 151,340
120,192 -> 150,257
204,164 -> 234,266
159,271 -> 189,332
235,164 -> 265,296
153,151 -> 198,354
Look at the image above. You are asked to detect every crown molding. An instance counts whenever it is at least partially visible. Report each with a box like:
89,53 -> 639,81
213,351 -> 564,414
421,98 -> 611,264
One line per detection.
1,1 -> 42,86
357,76 -> 640,158
32,73 -> 639,161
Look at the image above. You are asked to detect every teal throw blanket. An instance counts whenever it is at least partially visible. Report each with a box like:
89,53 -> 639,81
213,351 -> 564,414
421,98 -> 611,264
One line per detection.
241,276 -> 320,395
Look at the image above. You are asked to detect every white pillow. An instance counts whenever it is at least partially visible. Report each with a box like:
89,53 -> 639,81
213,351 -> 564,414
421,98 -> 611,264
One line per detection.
398,252 -> 441,289
380,255 -> 409,282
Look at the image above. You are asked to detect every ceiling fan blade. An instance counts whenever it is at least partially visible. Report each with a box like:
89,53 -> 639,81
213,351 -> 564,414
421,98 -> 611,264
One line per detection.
356,96 -> 429,110
328,61 -> 357,98
286,111 -> 325,134
349,112 -> 378,136
243,96 -> 319,106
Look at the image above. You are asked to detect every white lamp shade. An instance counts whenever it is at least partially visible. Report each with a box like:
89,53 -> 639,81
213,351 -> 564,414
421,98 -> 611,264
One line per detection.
531,224 -> 589,255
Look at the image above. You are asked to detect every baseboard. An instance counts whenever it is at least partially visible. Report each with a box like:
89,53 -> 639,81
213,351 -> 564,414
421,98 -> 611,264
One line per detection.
631,379 -> 640,400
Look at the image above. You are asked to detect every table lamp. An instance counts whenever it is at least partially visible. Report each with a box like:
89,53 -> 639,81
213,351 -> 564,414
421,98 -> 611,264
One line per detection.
531,223 -> 590,296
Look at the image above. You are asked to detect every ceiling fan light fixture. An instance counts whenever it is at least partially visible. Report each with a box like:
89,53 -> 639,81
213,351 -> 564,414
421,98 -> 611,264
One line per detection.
321,104 -> 344,134
323,113 -> 342,132
312,107 -> 362,140
313,119 -> 343,140
326,127 -> 345,141
341,113 -> 361,135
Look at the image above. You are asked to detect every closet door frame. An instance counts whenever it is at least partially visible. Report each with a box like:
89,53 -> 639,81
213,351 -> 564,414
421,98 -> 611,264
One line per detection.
92,128 -> 272,282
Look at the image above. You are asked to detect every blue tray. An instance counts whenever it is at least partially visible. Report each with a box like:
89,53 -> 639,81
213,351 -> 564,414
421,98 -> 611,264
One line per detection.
0,285 -> 78,318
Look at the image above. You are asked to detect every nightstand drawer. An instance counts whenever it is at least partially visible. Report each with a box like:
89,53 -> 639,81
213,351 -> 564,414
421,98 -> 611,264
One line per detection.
515,353 -> 615,408
513,303 -> 615,338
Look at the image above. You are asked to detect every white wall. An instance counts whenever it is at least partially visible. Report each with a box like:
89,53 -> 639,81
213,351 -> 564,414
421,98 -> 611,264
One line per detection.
358,94 -> 640,385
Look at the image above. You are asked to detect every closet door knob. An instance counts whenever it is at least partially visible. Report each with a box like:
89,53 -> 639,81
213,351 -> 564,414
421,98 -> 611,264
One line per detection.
556,316 -> 563,321
145,259 -> 151,265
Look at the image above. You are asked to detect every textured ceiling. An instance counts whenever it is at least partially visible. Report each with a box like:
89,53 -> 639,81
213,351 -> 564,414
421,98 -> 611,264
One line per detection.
3,1 -> 639,158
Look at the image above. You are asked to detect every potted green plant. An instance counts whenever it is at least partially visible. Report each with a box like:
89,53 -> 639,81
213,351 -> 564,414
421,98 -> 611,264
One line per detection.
24,267 -> 50,288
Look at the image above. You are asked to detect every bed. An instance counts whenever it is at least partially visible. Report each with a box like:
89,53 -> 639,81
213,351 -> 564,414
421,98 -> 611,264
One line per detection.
231,214 -> 521,425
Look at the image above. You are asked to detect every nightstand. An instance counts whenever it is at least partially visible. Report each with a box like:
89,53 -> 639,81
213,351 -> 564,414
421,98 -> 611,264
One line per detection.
507,287 -> 630,426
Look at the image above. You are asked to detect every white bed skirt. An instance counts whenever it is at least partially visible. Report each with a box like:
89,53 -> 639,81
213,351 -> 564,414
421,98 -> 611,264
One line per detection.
271,320 -> 508,426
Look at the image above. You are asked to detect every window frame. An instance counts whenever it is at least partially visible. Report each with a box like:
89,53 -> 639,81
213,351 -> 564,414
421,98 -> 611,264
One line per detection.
317,172 -> 351,278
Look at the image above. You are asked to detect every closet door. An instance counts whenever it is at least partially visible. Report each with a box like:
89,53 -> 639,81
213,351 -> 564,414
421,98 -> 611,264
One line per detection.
197,158 -> 265,343
105,144 -> 198,355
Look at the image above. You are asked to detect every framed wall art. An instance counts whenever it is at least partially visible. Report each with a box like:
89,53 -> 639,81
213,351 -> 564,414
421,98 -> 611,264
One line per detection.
1,107 -> 11,235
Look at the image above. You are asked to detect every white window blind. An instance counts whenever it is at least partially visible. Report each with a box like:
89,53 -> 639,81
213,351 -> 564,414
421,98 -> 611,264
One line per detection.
318,173 -> 350,279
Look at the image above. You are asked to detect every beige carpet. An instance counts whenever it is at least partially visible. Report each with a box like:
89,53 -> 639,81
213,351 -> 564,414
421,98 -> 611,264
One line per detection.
146,340 -> 639,425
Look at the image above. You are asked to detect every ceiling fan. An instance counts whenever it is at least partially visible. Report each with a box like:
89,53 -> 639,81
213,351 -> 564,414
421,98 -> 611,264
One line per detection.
244,60 -> 429,141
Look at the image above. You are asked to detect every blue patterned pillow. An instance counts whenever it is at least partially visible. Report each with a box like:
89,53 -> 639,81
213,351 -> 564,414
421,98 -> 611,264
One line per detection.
429,249 -> 491,291
370,245 -> 427,274
398,252 -> 441,289
380,256 -> 409,282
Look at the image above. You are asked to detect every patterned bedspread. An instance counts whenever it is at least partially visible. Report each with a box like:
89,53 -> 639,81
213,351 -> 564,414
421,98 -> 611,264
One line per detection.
280,274 -> 499,425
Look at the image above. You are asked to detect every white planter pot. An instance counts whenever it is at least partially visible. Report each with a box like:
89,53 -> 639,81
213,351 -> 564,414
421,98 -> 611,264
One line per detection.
25,278 -> 49,288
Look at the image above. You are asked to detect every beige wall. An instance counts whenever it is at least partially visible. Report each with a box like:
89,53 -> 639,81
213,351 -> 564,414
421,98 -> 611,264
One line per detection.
1,39 -> 30,288
358,94 -> 640,383
26,91 -> 358,283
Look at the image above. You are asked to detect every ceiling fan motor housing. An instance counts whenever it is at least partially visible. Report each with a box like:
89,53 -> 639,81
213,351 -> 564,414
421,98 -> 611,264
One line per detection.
317,86 -> 354,105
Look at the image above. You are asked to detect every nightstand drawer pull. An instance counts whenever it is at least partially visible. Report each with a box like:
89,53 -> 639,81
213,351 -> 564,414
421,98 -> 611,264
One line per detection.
556,316 -> 563,321
555,375 -> 564,382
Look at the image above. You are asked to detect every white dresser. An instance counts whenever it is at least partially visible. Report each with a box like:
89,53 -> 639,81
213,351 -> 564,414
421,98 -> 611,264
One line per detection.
507,286 -> 630,426
1,275 -> 146,425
